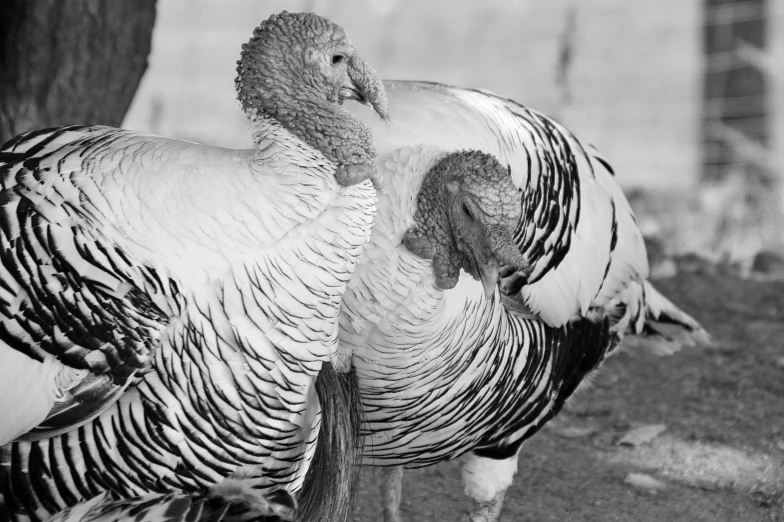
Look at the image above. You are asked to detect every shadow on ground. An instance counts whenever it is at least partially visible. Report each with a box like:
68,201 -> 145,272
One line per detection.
352,272 -> 784,521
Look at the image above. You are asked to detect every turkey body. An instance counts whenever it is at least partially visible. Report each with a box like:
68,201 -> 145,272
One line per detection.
0,10 -> 391,522
340,141 -> 612,466
0,124 -> 375,521
339,81 -> 705,520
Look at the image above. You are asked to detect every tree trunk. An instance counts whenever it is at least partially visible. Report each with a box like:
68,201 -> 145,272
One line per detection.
0,0 -> 157,144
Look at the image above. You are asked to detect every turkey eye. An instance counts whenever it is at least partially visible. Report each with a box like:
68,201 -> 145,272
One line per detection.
462,203 -> 474,220
332,54 -> 345,65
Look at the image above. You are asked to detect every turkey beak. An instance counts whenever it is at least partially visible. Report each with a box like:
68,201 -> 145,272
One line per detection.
477,256 -> 500,300
345,54 -> 389,122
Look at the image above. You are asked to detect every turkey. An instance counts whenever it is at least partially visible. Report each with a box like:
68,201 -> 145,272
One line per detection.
0,11 -> 388,522
339,81 -> 708,522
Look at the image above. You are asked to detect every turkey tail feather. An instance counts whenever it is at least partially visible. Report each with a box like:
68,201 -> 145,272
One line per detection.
641,281 -> 703,331
296,363 -> 362,522
620,281 -> 711,355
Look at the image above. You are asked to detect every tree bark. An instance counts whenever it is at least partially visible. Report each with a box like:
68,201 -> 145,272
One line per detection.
0,0 -> 157,144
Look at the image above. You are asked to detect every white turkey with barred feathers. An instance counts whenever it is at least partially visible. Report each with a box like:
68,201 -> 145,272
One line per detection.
0,11 -> 388,522
340,81 -> 709,522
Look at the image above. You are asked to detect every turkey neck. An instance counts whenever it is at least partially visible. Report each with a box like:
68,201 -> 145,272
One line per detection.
247,94 -> 377,171
340,145 -> 501,364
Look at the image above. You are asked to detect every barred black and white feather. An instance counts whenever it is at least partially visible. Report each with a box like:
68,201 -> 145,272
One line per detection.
341,81 -> 707,520
0,11 -> 392,522
0,122 -> 374,522
46,477 -> 298,522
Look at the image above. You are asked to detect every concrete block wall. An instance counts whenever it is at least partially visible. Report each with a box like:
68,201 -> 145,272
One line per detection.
563,0 -> 701,189
124,0 -> 703,189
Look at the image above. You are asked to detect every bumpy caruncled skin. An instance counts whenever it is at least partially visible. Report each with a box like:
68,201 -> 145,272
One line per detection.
403,150 -> 529,290
235,11 -> 389,187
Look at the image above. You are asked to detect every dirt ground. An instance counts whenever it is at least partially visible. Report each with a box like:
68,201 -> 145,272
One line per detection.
351,271 -> 784,521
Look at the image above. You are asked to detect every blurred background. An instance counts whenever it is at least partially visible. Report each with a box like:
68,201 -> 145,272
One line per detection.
0,3 -> 781,519
123,0 -> 784,270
